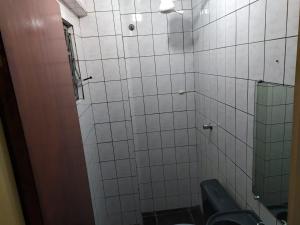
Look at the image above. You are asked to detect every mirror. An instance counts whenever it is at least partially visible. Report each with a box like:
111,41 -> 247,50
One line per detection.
253,81 -> 294,223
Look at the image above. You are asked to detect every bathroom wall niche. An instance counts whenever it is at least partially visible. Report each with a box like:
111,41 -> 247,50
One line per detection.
253,81 -> 294,223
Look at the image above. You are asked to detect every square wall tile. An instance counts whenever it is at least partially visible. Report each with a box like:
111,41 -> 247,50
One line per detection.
93,103 -> 109,123
265,0 -> 287,40
135,0 -> 151,13
119,0 -> 135,14
167,13 -> 183,33
132,116 -> 146,133
225,77 -> 236,107
116,159 -> 132,177
98,142 -> 114,161
153,34 -> 170,55
146,114 -> 160,132
158,94 -> 173,113
94,0 -> 112,11
111,122 -> 127,141
160,113 -> 174,131
285,37 -> 297,85
175,129 -> 188,146
157,75 -> 172,95
106,81 -> 123,101
171,74 -> 186,93
103,59 -> 120,81
103,179 -> 119,197
170,54 -> 185,74
173,94 -> 187,111
137,13 -> 153,35
82,37 -> 101,60
236,110 -> 248,143
237,6 -> 249,44
130,97 -> 145,116
138,36 -> 154,56
287,0 -> 300,36
100,36 -> 118,59
174,112 -> 188,129
124,37 -> 140,58
155,55 -> 171,75
148,132 -> 162,149
225,106 -> 236,135
140,56 -> 156,76
249,42 -> 264,81
90,82 -> 107,103
264,39 -> 285,84
161,131 -> 175,148
152,12 -> 168,34
144,96 -> 159,114
128,78 -> 143,97
80,13 -> 98,37
126,58 -> 141,78
101,161 -> 117,179
108,102 -> 125,122
225,12 -> 236,46
163,148 -> 176,164
85,60 -> 104,82
249,0 -> 266,42
96,12 -> 116,36
114,141 -> 129,160
142,77 -> 157,96
236,44 -> 249,79
225,46 -> 236,77
169,33 -> 184,54
236,79 -> 248,112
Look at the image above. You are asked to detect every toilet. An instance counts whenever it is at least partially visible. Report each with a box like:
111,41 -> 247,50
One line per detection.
171,180 -> 261,225
201,179 -> 240,221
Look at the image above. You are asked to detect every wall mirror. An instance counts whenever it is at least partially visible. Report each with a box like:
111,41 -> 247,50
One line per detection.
253,81 -> 294,224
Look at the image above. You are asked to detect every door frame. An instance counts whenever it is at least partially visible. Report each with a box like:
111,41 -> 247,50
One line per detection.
288,17 -> 300,225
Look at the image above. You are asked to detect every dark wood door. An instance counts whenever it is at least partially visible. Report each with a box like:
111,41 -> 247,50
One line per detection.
0,33 -> 43,225
0,0 -> 95,225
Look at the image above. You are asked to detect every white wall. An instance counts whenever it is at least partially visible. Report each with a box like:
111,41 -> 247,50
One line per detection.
192,0 -> 299,224
78,0 -> 197,224
58,2 -> 110,225
59,0 -> 300,224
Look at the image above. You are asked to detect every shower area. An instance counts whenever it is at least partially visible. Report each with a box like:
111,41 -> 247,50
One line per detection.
58,0 -> 299,224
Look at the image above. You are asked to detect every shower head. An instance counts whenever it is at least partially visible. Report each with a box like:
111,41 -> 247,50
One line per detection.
159,0 -> 184,14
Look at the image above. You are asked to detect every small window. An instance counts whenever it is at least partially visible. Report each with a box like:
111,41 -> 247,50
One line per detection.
63,20 -> 84,100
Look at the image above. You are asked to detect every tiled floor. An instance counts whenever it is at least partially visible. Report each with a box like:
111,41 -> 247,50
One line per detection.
143,206 -> 204,225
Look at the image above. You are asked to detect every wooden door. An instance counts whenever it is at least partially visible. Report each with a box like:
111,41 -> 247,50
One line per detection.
0,0 -> 95,224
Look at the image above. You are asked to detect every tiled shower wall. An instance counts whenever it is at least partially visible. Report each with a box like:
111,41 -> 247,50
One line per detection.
193,0 -> 299,224
79,1 -> 139,224
60,0 -> 300,224
58,2 -> 111,225
119,0 -> 198,215
60,0 -> 198,225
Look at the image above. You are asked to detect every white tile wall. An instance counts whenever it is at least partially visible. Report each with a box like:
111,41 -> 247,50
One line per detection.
61,0 -> 196,223
58,2 -> 111,225
59,0 -> 299,224
193,1 -> 298,225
